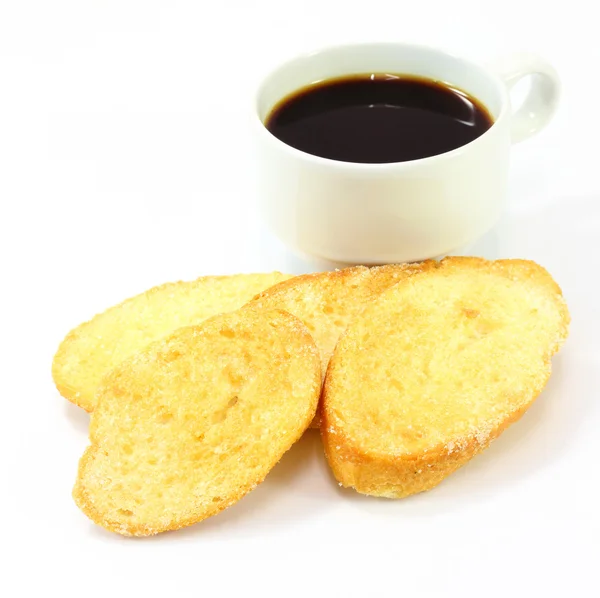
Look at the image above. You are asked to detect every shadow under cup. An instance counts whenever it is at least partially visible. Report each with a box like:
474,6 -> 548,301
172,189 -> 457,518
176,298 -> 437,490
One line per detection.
254,43 -> 512,265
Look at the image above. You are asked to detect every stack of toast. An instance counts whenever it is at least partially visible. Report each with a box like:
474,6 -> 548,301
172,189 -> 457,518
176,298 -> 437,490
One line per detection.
52,257 -> 569,536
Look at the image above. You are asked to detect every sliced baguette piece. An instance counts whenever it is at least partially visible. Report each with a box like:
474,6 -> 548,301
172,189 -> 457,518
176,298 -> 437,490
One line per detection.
322,257 -> 570,498
74,309 -> 320,536
53,272 -> 291,412
246,263 -> 434,427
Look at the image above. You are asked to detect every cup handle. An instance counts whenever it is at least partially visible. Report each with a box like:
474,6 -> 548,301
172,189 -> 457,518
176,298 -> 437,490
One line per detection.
488,52 -> 561,144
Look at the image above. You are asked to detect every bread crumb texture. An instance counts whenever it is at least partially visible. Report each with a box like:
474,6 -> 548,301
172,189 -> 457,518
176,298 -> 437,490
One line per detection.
73,309 -> 320,536
248,263 -> 434,378
247,263 -> 435,427
322,257 -> 570,498
52,272 -> 291,412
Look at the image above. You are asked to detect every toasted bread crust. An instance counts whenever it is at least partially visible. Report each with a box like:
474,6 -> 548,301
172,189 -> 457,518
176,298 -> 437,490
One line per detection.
53,272 -> 291,412
73,309 -> 320,536
322,257 -> 570,498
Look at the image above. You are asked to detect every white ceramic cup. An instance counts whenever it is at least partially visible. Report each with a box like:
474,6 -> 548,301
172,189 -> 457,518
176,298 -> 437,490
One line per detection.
254,43 -> 560,264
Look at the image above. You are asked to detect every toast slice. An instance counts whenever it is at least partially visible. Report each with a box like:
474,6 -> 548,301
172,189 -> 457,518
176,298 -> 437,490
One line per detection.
322,257 -> 570,498
52,272 -> 291,412
246,264 -> 433,426
73,309 -> 320,536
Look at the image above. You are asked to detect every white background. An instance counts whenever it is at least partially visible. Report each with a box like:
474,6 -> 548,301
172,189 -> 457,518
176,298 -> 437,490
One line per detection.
1,1 -> 599,596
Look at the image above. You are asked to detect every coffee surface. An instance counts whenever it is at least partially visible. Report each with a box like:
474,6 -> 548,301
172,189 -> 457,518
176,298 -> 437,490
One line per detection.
265,74 -> 493,163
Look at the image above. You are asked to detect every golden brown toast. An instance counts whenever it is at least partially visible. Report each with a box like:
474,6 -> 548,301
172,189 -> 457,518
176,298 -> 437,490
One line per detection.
322,257 -> 570,498
52,272 -> 291,412
246,263 -> 433,427
73,309 -> 320,536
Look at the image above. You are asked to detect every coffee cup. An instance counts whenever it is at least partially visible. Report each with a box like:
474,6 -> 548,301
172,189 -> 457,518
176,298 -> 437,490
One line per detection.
254,42 -> 559,264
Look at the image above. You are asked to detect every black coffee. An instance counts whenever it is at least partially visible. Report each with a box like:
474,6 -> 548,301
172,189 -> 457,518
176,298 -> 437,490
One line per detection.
265,74 -> 493,163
